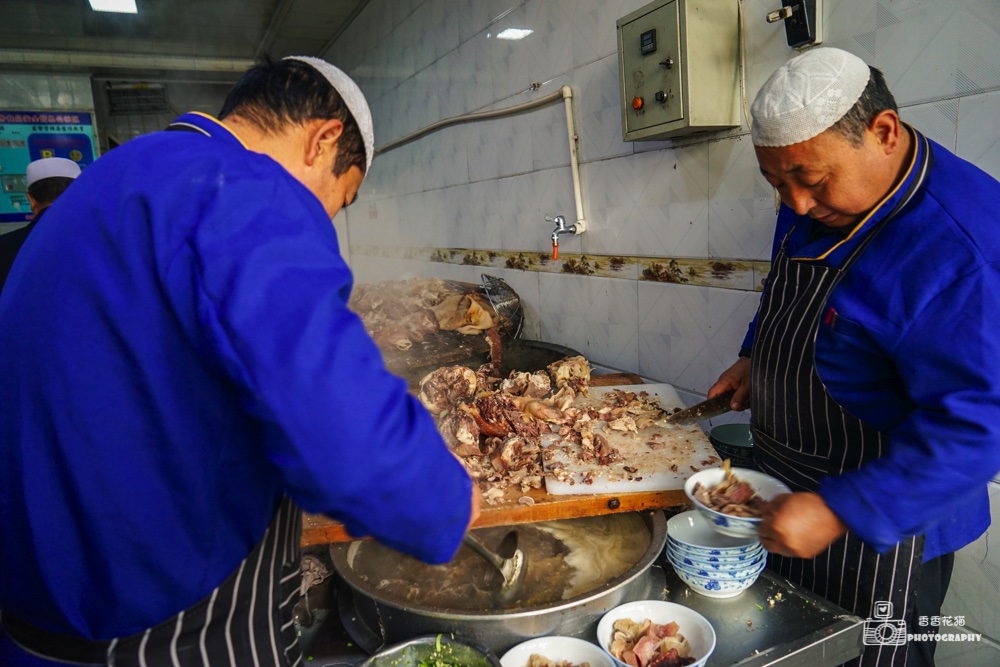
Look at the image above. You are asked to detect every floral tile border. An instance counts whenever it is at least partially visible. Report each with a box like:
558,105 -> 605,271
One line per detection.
637,258 -> 754,291
752,261 -> 770,292
351,245 -> 769,293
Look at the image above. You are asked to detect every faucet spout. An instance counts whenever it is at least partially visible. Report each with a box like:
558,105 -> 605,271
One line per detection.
546,214 -> 583,261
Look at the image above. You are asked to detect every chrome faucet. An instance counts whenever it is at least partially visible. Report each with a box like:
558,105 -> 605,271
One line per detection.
547,214 -> 577,260
547,215 -> 575,244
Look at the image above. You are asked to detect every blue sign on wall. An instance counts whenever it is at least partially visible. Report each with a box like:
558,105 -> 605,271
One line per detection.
0,110 -> 96,223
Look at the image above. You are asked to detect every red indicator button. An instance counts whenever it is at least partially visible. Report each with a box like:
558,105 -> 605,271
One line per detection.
632,96 -> 644,110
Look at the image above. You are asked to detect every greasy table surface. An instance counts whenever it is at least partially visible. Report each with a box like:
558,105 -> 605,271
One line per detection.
663,568 -> 864,667
300,372 -> 717,546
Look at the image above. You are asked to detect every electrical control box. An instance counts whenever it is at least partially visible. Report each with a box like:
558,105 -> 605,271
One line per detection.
617,0 -> 740,141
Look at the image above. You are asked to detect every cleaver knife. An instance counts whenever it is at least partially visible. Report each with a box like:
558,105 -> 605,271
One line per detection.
663,389 -> 736,426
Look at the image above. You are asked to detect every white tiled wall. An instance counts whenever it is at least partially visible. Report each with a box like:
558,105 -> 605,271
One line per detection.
939,482 -> 1000,663
326,0 -> 1000,397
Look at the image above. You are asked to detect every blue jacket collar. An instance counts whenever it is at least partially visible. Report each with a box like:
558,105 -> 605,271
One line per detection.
167,112 -> 247,150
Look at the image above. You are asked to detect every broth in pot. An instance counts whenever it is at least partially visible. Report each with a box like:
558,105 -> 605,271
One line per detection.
345,513 -> 651,611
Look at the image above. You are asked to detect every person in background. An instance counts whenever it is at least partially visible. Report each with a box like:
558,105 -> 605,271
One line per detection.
0,56 -> 479,666
0,156 -> 81,292
709,47 -> 1000,667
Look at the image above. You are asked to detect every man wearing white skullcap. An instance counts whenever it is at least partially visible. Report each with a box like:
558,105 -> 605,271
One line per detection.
0,156 -> 82,292
0,57 -> 478,666
710,47 -> 1000,667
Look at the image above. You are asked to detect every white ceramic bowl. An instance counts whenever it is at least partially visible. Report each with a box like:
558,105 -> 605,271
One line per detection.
666,537 -> 764,563
667,510 -> 761,553
596,600 -> 716,667
667,551 -> 767,580
501,636 -> 615,667
674,565 -> 763,598
684,468 -> 791,538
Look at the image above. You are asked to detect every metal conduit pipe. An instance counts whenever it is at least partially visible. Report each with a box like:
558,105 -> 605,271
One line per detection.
375,85 -> 587,234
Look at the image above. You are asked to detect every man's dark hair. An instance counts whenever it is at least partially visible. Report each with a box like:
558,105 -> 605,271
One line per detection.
829,66 -> 898,147
219,57 -> 366,176
27,177 -> 75,207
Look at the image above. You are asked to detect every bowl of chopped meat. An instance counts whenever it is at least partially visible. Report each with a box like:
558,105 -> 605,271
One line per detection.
596,600 -> 715,667
683,461 -> 791,538
500,636 -> 615,667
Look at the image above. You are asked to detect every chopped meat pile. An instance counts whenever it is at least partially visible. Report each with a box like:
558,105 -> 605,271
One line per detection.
348,277 -> 497,351
417,357 -> 696,503
526,655 -> 590,667
692,459 -> 764,518
420,356 -> 651,503
610,617 -> 696,667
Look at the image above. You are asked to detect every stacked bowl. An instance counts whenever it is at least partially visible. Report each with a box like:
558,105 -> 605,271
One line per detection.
665,510 -> 766,598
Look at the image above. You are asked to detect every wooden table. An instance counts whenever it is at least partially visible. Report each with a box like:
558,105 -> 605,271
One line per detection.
300,372 -> 703,547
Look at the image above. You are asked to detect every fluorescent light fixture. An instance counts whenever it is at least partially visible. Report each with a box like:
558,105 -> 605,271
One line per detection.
496,28 -> 533,40
89,0 -> 138,14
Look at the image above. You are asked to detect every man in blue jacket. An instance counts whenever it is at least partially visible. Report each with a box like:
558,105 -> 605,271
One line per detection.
0,56 -> 478,666
710,48 -> 1000,667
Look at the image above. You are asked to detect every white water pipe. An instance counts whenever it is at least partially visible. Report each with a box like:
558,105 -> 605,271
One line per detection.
376,85 -> 587,236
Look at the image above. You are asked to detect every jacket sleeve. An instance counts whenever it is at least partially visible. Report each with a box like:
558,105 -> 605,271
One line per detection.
185,172 -> 471,564
819,263 -> 1000,552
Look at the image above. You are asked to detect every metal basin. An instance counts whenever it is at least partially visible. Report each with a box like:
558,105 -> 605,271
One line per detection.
329,511 -> 667,655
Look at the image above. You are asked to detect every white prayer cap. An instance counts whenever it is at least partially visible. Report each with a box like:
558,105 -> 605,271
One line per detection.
284,56 -> 374,176
751,47 -> 871,147
26,157 -> 81,188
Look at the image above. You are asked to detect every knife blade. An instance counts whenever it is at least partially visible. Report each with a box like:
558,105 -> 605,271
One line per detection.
663,389 -> 736,426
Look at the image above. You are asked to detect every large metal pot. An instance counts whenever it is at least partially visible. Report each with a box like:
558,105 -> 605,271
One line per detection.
329,511 -> 667,655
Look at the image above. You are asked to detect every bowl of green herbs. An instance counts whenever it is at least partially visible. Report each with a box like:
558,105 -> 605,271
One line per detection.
361,633 -> 501,667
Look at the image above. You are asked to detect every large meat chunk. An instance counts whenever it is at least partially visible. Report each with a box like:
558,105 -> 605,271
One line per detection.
547,355 -> 592,396
418,366 -> 478,415
438,409 -> 482,457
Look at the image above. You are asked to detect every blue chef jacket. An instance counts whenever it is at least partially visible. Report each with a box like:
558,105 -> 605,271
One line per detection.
742,131 -> 1000,562
0,113 -> 473,640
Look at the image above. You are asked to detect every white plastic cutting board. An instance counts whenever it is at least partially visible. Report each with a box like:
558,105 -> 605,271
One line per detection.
542,383 -> 719,496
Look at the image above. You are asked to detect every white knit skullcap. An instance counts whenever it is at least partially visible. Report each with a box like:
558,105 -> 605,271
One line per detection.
751,47 -> 871,147
26,157 -> 81,187
284,56 -> 374,175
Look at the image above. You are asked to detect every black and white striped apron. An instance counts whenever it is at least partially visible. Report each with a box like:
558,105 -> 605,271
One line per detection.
2,496 -> 303,667
750,134 -> 933,667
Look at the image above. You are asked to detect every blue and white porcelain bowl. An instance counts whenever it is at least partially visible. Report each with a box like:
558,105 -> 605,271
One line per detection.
665,510 -> 767,598
668,550 -> 765,574
667,537 -> 764,563
683,468 -> 792,538
673,563 -> 764,598
667,551 -> 766,580
667,511 -> 760,553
